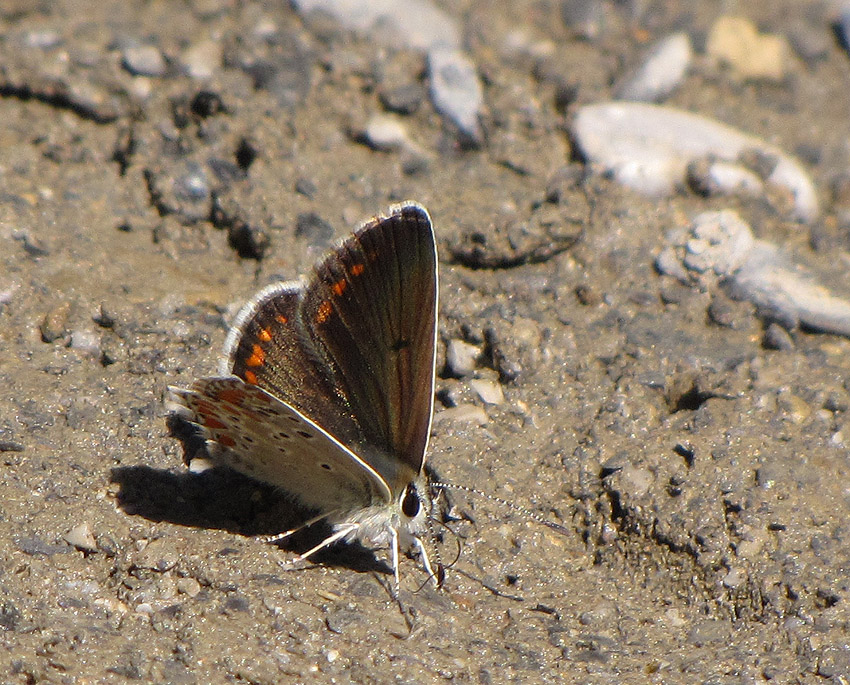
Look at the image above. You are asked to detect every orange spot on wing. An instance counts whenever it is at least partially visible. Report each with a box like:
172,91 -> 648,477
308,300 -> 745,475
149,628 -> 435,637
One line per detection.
218,434 -> 236,448
245,343 -> 265,367
332,278 -> 347,296
276,314 -> 288,324
316,300 -> 332,324
258,327 -> 273,342
350,263 -> 364,276
244,370 -> 258,385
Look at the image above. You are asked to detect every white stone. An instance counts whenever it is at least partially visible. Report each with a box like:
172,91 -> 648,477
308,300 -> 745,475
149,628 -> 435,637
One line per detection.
428,47 -> 484,144
572,102 -> 818,222
292,0 -> 459,51
616,32 -> 692,102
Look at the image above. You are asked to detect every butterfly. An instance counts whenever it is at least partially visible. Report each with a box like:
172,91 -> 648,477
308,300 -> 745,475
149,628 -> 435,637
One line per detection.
167,202 -> 442,589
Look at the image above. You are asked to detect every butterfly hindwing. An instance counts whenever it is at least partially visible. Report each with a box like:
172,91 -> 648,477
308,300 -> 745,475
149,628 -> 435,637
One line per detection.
168,377 -> 392,512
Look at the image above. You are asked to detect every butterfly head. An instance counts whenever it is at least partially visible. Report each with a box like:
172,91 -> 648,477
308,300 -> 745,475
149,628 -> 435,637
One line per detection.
393,475 -> 445,589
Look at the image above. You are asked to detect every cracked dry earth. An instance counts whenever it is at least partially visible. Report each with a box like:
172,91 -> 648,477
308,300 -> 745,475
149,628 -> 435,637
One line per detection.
1,1 -> 850,683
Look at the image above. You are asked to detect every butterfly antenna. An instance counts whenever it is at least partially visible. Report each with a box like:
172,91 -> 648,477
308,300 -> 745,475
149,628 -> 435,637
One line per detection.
430,482 -> 570,536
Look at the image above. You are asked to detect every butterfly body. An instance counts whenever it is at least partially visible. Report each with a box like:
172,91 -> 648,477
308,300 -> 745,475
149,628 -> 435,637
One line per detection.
168,202 -> 439,584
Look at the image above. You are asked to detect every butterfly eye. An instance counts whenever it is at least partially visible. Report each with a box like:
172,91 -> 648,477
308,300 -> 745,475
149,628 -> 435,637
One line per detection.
401,484 -> 420,518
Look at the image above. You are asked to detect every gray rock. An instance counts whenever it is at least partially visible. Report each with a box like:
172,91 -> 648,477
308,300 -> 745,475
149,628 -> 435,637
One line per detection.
70,329 -> 101,355
763,323 -> 794,351
616,32 -> 692,102
428,47 -> 484,145
380,83 -> 424,114
134,538 -> 179,572
362,114 -> 412,151
172,162 -> 210,204
176,577 -> 202,597
572,102 -> 819,222
24,30 -> 61,49
64,523 -> 97,553
687,158 -> 764,198
787,19 -> 831,64
665,210 -> 850,338
560,0 -> 604,40
445,339 -> 481,377
180,39 -> 221,80
432,404 -> 488,426
122,45 -> 167,77
469,378 -> 505,405
292,0 -> 459,51
684,210 -> 754,276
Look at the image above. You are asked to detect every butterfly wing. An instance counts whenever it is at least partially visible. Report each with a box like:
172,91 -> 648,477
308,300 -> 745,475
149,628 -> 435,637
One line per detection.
168,377 -> 392,512
299,202 -> 437,476
221,282 -> 364,451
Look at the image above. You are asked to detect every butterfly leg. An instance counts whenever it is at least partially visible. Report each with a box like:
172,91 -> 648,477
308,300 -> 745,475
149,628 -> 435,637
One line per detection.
389,526 -> 401,598
261,509 -> 344,545
412,536 -> 443,588
273,524 -> 359,570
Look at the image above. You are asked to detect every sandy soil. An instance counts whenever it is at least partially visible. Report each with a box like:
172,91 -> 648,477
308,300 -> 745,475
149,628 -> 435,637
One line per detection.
1,1 -> 849,682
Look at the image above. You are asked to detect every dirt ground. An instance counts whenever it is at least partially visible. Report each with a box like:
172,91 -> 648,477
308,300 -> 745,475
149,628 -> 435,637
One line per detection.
1,1 -> 850,682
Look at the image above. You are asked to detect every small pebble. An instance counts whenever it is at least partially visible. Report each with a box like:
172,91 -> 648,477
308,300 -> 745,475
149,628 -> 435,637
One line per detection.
134,538 -> 178,572
24,30 -> 61,49
64,523 -> 97,553
40,302 -> 71,343
432,404 -> 488,425
181,39 -> 221,80
836,8 -> 850,58
655,246 -> 690,283
380,83 -> 423,114
70,329 -> 101,355
188,457 -> 214,474
763,323 -> 794,351
687,159 -> 764,198
787,19 -> 831,64
469,378 -> 505,405
619,465 -> 654,497
707,297 -> 737,328
560,0 -> 603,40
428,47 -> 484,146
722,567 -> 745,589
122,45 -> 167,77
292,0 -> 460,51
295,177 -> 317,198
684,210 -> 754,276
706,16 -> 788,82
616,32 -> 692,102
778,391 -> 811,424
172,162 -> 210,203
295,212 -> 334,242
362,114 -> 411,152
176,577 -> 202,597
445,339 -> 481,377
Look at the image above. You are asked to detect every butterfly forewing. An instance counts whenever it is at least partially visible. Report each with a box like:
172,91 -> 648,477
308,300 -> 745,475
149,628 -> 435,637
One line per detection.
300,203 -> 437,474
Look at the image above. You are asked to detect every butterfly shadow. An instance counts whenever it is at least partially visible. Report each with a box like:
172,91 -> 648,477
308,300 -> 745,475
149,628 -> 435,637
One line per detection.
110,424 -> 394,577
